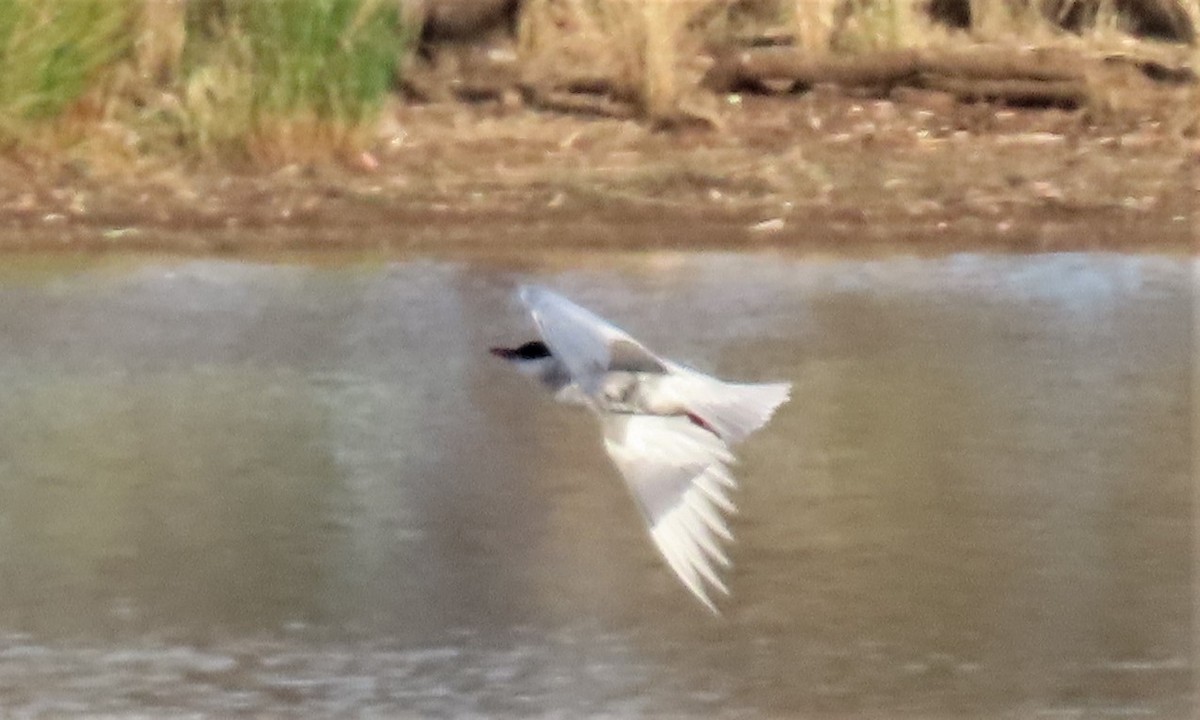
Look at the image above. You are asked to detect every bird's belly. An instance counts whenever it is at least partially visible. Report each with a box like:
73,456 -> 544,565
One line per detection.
554,383 -> 590,406
596,373 -> 682,416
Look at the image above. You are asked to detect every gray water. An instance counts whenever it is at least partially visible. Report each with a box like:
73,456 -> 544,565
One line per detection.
0,253 -> 1192,718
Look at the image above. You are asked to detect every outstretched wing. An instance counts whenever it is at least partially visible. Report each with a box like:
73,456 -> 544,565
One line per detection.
519,285 -> 665,394
601,413 -> 739,613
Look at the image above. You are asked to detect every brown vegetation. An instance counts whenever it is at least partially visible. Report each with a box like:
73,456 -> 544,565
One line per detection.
504,0 -> 1197,122
0,0 -> 1194,255
702,44 -> 1194,109
0,84 -> 1192,255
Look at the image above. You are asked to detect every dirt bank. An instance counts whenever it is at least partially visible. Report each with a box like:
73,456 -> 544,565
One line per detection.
0,90 -> 1194,256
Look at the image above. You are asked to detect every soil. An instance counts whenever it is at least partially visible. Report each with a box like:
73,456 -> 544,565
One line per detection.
0,87 -> 1194,256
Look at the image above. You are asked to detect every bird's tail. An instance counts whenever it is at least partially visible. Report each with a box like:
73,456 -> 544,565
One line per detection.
688,380 -> 791,445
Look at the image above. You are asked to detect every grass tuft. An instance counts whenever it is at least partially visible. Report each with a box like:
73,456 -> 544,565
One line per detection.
179,0 -> 408,163
0,0 -> 411,166
787,0 -> 839,53
0,0 -> 134,145
519,0 -> 723,122
832,0 -> 929,52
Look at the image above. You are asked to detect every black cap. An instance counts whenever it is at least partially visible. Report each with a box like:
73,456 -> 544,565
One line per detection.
489,340 -> 551,360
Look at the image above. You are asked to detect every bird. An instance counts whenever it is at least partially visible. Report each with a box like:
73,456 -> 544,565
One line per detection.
490,285 -> 791,613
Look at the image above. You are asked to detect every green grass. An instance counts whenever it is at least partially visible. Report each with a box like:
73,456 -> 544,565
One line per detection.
178,0 -> 409,162
0,0 -> 133,141
0,0 -> 411,163
224,0 -> 401,124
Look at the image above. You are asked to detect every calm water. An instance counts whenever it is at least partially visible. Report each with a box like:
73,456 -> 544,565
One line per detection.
0,253 -> 1192,718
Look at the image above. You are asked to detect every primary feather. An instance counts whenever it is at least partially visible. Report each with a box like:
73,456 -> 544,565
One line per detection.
603,414 -> 737,612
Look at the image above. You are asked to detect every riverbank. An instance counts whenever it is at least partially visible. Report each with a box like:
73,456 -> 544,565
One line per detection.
0,89 -> 1193,256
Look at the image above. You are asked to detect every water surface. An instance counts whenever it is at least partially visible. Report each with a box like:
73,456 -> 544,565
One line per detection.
0,253 -> 1192,717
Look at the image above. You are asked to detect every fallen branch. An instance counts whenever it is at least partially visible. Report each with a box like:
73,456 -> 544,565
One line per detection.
705,47 -> 1082,88
703,45 -> 1188,108
918,48 -> 1082,82
523,89 -> 640,120
920,75 -> 1090,108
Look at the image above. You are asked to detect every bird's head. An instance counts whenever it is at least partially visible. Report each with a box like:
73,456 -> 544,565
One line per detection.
489,340 -> 555,377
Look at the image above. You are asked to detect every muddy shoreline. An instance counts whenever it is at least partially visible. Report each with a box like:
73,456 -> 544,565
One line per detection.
0,95 -> 1194,256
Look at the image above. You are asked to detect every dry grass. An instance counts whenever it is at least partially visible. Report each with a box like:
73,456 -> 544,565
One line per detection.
519,0 -> 724,121
831,0 -> 935,51
135,0 -> 186,85
520,0 -> 1196,122
0,0 -> 1194,167
788,0 -> 841,52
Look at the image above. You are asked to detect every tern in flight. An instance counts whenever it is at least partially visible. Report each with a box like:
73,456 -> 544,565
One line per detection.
491,285 -> 791,613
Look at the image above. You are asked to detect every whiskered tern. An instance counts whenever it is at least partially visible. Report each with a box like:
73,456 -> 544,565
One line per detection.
491,285 -> 791,613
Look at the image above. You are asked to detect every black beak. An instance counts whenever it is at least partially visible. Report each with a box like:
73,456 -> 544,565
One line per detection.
490,341 -> 551,361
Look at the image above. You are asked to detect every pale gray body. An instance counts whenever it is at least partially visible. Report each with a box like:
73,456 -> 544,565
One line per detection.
511,346 -> 679,418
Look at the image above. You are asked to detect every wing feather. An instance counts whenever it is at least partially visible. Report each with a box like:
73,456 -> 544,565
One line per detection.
602,414 -> 739,613
684,485 -> 734,543
678,498 -> 731,568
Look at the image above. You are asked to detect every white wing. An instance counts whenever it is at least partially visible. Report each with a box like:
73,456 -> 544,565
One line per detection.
602,414 -> 739,613
519,285 -> 665,395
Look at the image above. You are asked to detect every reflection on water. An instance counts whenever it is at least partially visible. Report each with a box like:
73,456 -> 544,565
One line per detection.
0,253 -> 1192,717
